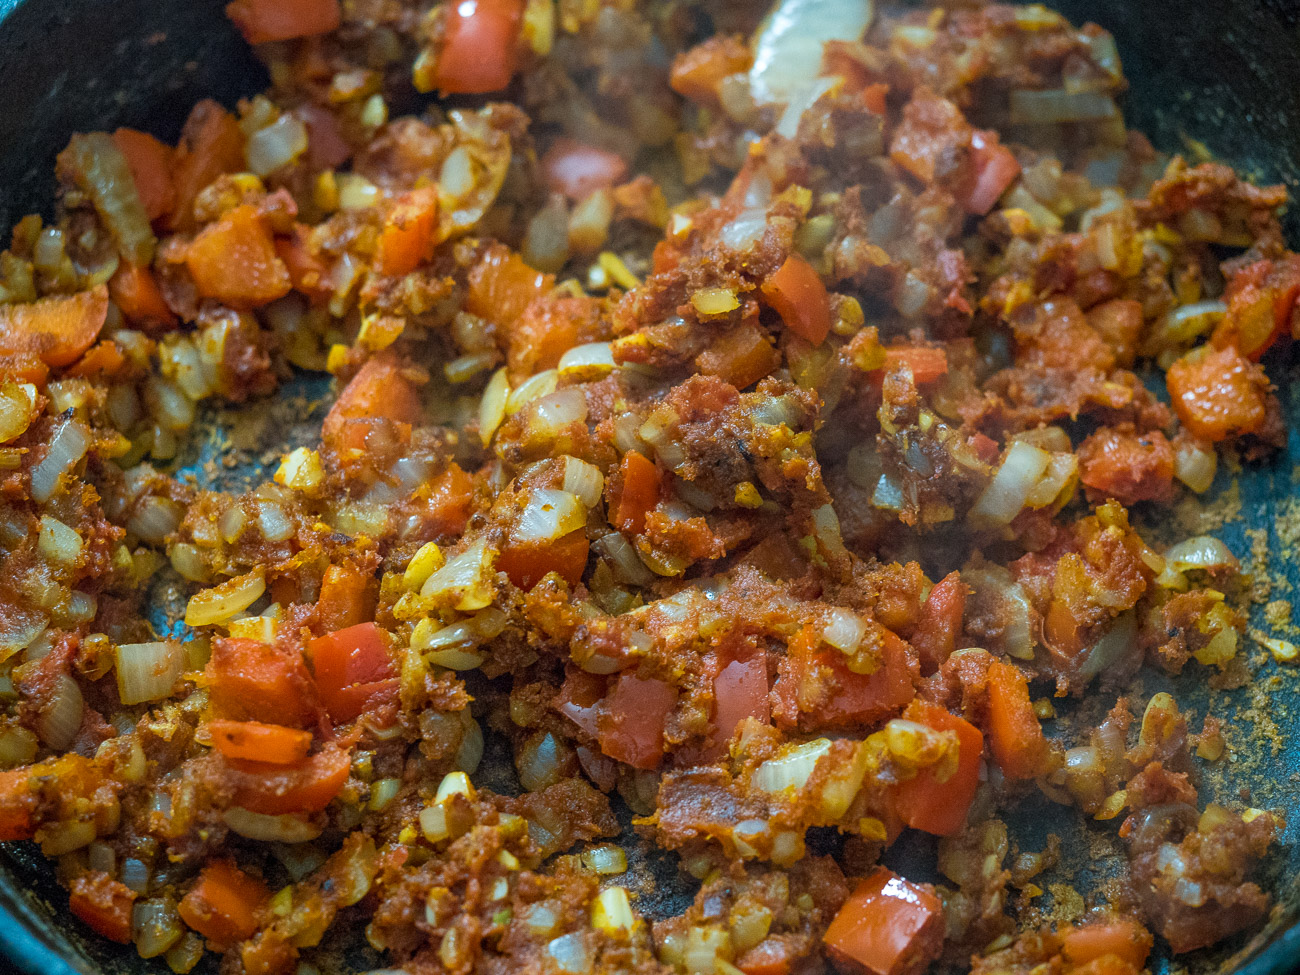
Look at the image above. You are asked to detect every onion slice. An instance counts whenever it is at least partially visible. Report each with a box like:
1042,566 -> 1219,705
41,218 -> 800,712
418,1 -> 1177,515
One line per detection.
749,0 -> 875,105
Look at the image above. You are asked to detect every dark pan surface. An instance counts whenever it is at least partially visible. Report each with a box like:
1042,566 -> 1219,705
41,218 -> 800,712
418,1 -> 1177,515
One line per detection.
1,1 -> 1299,973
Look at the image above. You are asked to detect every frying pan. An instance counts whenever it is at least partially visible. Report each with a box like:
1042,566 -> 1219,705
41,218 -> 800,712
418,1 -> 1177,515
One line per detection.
1,0 -> 1299,973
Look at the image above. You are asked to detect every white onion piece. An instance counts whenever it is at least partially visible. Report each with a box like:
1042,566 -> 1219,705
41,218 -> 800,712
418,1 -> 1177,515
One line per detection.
1164,536 -> 1238,574
31,418 -> 91,503
720,210 -> 768,252
1009,89 -> 1120,125
752,738 -> 832,794
184,567 -> 266,626
546,933 -> 592,974
871,472 -> 904,511
479,367 -> 510,446
1025,453 -> 1078,509
223,806 -> 321,843
562,456 -> 605,508
970,441 -> 1051,525
420,539 -> 495,611
964,567 -> 1034,660
822,608 -> 866,653
749,0 -> 875,105
1079,610 -> 1136,679
531,388 -> 588,434
246,114 -> 309,177
36,673 -> 84,749
515,489 -> 586,543
557,342 -> 616,382
506,369 -> 558,415
776,75 -> 840,139
115,641 -> 184,705
1173,439 -> 1217,494
811,504 -> 848,559
593,531 -> 655,585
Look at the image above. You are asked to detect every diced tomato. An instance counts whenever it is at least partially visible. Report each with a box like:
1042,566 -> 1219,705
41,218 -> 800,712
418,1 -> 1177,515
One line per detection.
205,637 -> 319,727
893,700 -> 983,836
1213,256 -> 1300,360
910,572 -> 967,675
1062,918 -> 1153,970
170,100 -> 245,232
1166,343 -> 1270,443
309,622 -> 398,723
737,939 -> 797,975
322,351 -> 422,444
227,741 -> 352,814
0,285 -> 108,369
274,224 -> 333,303
711,652 -> 769,753
597,674 -> 676,769
432,0 -> 524,95
695,322 -> 781,390
557,668 -> 605,736
465,243 -> 553,328
985,659 -> 1049,781
889,88 -> 971,185
425,463 -> 475,537
109,263 -> 177,329
65,340 -> 127,380
880,346 -> 948,385
1077,427 -> 1175,505
541,139 -> 628,201
111,128 -> 176,223
609,450 -> 662,536
294,103 -> 351,169
823,867 -> 945,975
970,432 -> 1000,465
68,871 -> 137,944
861,82 -> 890,116
0,768 -> 35,842
316,564 -> 377,633
964,130 -> 1020,215
499,529 -> 589,590
226,0 -> 341,45
185,204 -> 292,309
773,624 -> 915,731
374,187 -> 439,278
207,720 -> 313,765
178,860 -> 270,945
761,255 -> 831,345
669,35 -> 752,104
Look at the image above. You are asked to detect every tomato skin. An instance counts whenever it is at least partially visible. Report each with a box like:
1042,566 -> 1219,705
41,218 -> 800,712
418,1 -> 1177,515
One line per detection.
541,139 -> 628,201
432,0 -> 524,95
0,285 -> 108,368
762,255 -> 831,345
1077,427 -> 1175,505
773,624 -> 915,732
499,529 -> 589,590
205,637 -> 319,728
710,652 -> 770,756
910,572 -> 966,675
309,622 -> 398,723
597,674 -> 676,769
609,450 -> 662,536
465,243 -> 553,328
964,130 -> 1020,215
227,741 -> 352,814
823,868 -> 944,975
69,871 -> 137,944
893,701 -> 983,836
178,860 -> 270,945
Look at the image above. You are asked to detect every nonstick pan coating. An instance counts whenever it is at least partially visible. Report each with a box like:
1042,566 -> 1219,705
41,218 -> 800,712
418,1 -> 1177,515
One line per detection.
0,1 -> 1298,973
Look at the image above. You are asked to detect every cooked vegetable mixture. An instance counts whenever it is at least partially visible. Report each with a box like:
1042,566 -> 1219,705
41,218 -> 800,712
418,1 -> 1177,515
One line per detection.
0,0 -> 1292,973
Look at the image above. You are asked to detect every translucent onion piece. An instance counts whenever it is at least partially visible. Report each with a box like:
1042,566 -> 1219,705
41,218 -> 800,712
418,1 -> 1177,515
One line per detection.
1079,609 -> 1136,679
506,369 -> 558,415
115,641 -> 184,705
964,567 -> 1034,660
822,608 -> 866,653
61,132 -> 155,266
719,209 -> 768,252
36,672 -> 83,749
1164,536 -> 1239,573
420,539 -> 495,611
749,0 -> 875,105
775,75 -> 840,139
970,441 -> 1051,525
546,933 -> 592,974
557,342 -> 616,382
1009,89 -> 1119,125
562,456 -> 605,509
1173,439 -> 1217,494
530,388 -> 588,436
31,418 -> 91,503
246,114 -> 309,177
752,738 -> 832,794
223,806 -> 322,843
515,489 -> 586,543
184,567 -> 267,626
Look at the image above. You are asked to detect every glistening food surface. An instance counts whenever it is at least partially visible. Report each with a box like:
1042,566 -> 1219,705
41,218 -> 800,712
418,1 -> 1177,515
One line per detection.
0,0 -> 1295,973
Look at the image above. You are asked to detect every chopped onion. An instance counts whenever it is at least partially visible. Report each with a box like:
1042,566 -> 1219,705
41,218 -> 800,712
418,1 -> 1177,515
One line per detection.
749,0 -> 875,104
1025,453 -> 1078,509
1009,89 -> 1120,125
562,456 -> 605,508
811,504 -> 848,559
752,738 -> 832,794
479,367 -> 510,447
557,343 -> 616,382
257,502 -> 296,543
31,418 -> 91,503
115,641 -> 184,705
593,531 -> 655,586
412,608 -> 507,668
62,132 -> 155,266
871,472 -> 904,511
1164,536 -> 1238,574
546,933 -> 592,974
223,806 -> 321,843
970,441 -> 1051,525
0,383 -> 35,443
516,489 -> 586,543
517,730 -> 568,792
719,209 -> 768,252
822,608 -> 866,653
128,496 -> 183,544
1079,610 -> 1136,679
38,516 -> 83,565
420,539 -> 495,611
506,369 -> 558,415
1173,439 -> 1217,494
132,898 -> 182,958
776,75 -> 840,140
184,567 -> 267,627
964,567 -> 1034,660
36,673 -> 83,749
580,844 -> 628,875
246,114 -> 309,177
